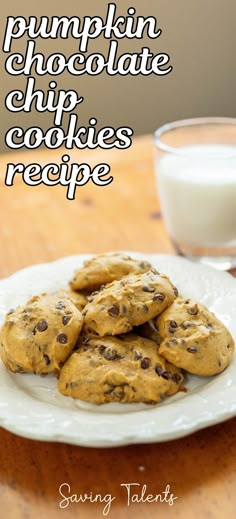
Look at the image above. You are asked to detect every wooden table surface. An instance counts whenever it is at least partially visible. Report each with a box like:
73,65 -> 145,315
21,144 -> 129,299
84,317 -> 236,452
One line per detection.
0,135 -> 236,519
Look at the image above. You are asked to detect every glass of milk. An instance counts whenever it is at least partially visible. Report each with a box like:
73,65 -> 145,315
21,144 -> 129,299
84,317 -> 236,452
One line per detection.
154,117 -> 236,270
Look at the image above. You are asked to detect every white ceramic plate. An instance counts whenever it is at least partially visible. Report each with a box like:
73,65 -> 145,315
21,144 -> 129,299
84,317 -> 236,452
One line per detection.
0,253 -> 236,447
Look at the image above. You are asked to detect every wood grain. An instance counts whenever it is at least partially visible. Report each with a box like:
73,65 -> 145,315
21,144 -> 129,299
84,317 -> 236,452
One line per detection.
0,136 -> 235,519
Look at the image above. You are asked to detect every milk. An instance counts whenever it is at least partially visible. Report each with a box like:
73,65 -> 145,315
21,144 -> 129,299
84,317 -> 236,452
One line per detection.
156,145 -> 236,247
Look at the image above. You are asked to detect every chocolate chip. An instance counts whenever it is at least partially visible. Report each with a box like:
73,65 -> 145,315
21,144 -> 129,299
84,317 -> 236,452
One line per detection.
43,354 -> 50,365
170,320 -> 177,328
104,349 -> 121,361
155,365 -> 164,376
155,365 -> 171,379
161,371 -> 171,380
108,305 -> 119,317
134,350 -> 142,360
98,344 -> 106,353
218,359 -> 222,367
122,304 -> 128,314
55,301 -> 65,310
142,286 -> 155,293
169,338 -> 178,344
59,361 -> 64,368
141,358 -> 150,369
172,373 -> 182,383
187,305 -> 198,315
173,287 -> 179,296
153,293 -> 165,302
143,304 -> 149,313
57,333 -> 68,344
37,319 -> 48,332
63,315 -> 71,325
187,346 -> 198,353
169,320 -> 178,333
7,308 -> 15,315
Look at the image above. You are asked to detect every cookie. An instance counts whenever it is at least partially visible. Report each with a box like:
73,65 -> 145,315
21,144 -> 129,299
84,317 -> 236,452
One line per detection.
0,293 -> 83,375
57,288 -> 88,312
58,334 -> 183,404
83,269 -> 177,336
157,297 -> 235,376
70,252 -> 152,291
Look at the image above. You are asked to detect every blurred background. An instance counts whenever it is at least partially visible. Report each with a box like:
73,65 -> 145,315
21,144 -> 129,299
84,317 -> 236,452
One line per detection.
1,0 -> 236,153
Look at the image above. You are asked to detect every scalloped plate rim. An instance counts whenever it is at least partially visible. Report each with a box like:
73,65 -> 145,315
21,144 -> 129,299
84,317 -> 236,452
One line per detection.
0,252 -> 235,447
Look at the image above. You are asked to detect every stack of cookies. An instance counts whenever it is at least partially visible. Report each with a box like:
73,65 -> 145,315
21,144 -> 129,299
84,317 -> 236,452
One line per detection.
0,253 -> 234,405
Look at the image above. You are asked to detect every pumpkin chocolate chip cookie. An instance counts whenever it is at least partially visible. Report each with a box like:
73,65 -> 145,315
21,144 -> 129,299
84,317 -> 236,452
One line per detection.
70,252 -> 152,291
157,297 -> 235,376
58,334 -> 183,404
83,270 -> 177,336
0,293 -> 83,375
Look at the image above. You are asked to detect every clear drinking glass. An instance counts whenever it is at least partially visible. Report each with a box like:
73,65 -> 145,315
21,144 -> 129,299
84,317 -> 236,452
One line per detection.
154,117 -> 236,270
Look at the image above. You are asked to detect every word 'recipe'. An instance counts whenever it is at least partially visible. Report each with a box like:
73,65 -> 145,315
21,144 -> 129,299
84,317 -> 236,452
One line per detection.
5,155 -> 112,201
